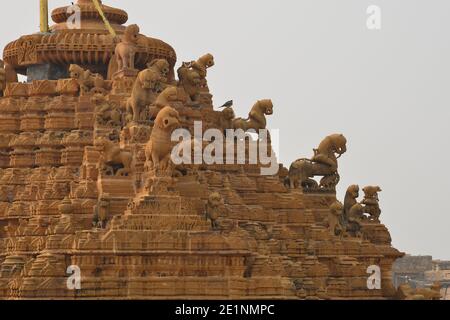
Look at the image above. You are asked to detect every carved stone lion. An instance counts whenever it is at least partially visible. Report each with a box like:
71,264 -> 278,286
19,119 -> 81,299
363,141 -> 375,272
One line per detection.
190,53 -> 215,88
177,65 -> 201,105
362,186 -> 382,222
95,137 -> 133,177
205,192 -> 224,230
154,86 -> 179,108
343,185 -> 359,222
328,201 -> 344,237
147,59 -> 171,84
115,24 -> 140,71
126,68 -> 161,122
218,107 -> 236,133
311,134 -> 347,172
69,64 -> 105,95
145,106 -> 181,173
287,134 -> 347,191
233,99 -> 274,132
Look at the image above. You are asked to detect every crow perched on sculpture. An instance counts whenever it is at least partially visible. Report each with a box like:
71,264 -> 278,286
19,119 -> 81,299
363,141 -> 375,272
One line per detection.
220,100 -> 233,108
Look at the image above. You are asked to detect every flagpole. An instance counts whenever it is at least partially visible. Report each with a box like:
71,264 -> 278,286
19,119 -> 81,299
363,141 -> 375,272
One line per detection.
40,0 -> 49,33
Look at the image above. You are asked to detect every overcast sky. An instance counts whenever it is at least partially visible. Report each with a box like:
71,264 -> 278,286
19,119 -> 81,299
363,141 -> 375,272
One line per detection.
1,0 -> 449,259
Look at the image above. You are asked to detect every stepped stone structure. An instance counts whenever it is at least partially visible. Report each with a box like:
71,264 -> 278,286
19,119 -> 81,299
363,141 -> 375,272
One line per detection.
0,0 -> 410,300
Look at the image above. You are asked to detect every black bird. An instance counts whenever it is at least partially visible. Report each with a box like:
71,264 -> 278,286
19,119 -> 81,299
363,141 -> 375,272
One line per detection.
219,100 -> 233,108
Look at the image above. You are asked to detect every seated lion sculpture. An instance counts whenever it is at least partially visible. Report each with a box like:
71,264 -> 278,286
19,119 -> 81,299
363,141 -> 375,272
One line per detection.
205,192 -> 225,230
69,64 -> 106,95
126,68 -> 161,122
177,65 -> 202,105
328,201 -> 345,237
233,99 -> 274,132
145,106 -> 181,174
154,86 -> 180,108
362,186 -> 382,222
190,53 -> 215,88
115,24 -> 140,71
95,137 -> 133,177
147,59 -> 171,85
218,107 -> 236,133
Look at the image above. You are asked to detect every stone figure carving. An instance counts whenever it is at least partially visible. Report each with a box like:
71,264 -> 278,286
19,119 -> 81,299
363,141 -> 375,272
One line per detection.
177,65 -> 202,105
95,137 -> 133,177
69,64 -> 105,95
147,59 -> 171,85
154,86 -> 179,108
312,134 -> 347,171
115,24 -> 140,71
93,197 -> 110,229
328,201 -> 345,237
189,53 -> 215,88
145,106 -> 181,173
205,192 -> 225,230
218,106 -> 236,133
362,186 -> 382,222
288,134 -> 347,191
91,94 -> 123,127
233,99 -> 274,132
343,185 -> 359,222
126,68 -> 161,122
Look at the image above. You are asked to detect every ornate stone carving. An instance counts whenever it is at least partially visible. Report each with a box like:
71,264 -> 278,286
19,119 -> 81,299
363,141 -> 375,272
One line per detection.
288,134 -> 347,192
115,24 -> 140,72
126,68 -> 161,122
145,106 -> 180,174
91,94 -> 123,128
95,137 -> 132,177
233,99 -> 273,131
205,192 -> 225,230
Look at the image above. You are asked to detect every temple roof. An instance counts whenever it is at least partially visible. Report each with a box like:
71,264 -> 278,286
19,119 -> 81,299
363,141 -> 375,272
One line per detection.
2,0 -> 176,77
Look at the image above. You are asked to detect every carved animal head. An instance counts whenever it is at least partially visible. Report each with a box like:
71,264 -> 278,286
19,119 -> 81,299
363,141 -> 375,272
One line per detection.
137,69 -> 161,90
257,99 -> 274,115
329,201 -> 344,217
178,66 -> 201,86
154,106 -> 180,131
208,192 -> 223,208
123,24 -> 140,43
346,185 -> 360,199
362,186 -> 382,201
69,64 -> 84,79
329,134 -> 347,156
147,59 -> 170,79
199,53 -> 215,68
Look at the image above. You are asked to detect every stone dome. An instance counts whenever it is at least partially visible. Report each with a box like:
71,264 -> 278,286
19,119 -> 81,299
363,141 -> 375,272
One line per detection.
2,0 -> 177,78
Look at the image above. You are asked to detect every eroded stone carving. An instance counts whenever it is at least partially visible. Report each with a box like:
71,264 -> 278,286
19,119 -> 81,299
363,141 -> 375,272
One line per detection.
328,201 -> 345,237
288,134 -> 347,192
145,106 -> 180,174
126,68 -> 161,122
189,53 -> 215,88
233,99 -> 273,131
115,24 -> 140,71
205,192 -> 225,230
91,94 -> 123,128
95,137 -> 132,176
69,64 -> 106,95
